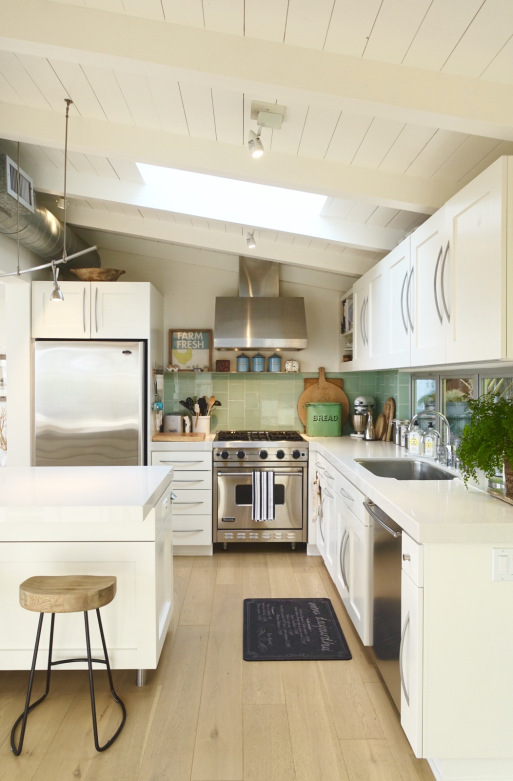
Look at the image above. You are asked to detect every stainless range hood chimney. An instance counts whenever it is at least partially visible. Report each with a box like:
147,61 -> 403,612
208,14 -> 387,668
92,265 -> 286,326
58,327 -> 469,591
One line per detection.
214,257 -> 307,350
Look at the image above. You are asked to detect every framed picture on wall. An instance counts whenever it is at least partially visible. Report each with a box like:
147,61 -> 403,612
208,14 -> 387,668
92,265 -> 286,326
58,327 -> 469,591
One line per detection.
169,330 -> 212,371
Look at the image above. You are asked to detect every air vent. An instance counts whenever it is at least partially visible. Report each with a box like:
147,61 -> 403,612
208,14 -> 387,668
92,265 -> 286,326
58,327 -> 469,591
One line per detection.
5,154 -> 34,213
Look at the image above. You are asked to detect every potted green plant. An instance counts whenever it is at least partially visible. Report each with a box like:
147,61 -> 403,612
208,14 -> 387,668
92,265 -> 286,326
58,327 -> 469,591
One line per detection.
457,394 -> 513,496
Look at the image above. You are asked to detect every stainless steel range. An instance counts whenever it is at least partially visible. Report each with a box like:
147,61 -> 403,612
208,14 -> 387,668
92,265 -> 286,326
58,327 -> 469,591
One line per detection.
213,431 -> 308,547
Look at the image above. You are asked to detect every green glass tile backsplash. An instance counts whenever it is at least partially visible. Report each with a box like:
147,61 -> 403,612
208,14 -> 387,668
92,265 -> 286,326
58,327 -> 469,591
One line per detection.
163,370 -> 411,433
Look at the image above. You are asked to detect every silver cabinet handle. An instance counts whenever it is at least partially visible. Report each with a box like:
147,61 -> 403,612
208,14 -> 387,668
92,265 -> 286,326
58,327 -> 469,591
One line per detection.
364,501 -> 402,537
399,611 -> 411,706
339,529 -> 349,592
359,296 -> 366,347
440,240 -> 450,322
338,485 -> 354,502
316,463 -> 326,472
325,471 -> 335,481
170,492 -> 178,500
318,508 -> 325,543
217,470 -> 302,477
173,478 -> 205,484
160,459 -> 206,465
433,245 -> 443,324
94,286 -> 99,333
172,501 -> 203,506
363,296 -> 369,346
406,268 -> 414,332
400,270 -> 408,335
174,529 -> 204,533
323,487 -> 334,498
82,287 -> 86,333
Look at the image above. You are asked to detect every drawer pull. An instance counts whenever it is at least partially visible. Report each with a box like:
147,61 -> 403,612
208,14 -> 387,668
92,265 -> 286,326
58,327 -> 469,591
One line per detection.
402,553 -> 411,561
174,529 -> 204,533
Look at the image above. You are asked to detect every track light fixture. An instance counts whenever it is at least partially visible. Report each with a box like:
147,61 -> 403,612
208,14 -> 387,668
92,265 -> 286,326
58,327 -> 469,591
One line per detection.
248,128 -> 264,159
247,232 -> 256,249
50,262 -> 64,302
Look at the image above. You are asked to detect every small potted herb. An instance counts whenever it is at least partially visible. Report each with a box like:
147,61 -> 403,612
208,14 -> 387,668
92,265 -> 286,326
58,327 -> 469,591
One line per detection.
457,394 -> 513,496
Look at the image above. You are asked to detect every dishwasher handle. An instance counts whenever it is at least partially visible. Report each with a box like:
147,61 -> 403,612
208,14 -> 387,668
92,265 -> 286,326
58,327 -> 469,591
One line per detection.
364,501 -> 402,538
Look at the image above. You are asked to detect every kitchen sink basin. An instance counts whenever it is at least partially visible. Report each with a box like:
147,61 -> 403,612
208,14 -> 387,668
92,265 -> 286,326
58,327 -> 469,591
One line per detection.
355,458 -> 455,480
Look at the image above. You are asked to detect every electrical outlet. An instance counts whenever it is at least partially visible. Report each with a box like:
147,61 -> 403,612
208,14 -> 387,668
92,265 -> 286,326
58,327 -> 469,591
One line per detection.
492,548 -> 513,581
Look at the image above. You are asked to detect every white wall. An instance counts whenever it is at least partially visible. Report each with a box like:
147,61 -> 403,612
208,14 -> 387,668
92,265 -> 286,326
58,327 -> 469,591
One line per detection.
96,244 -> 348,372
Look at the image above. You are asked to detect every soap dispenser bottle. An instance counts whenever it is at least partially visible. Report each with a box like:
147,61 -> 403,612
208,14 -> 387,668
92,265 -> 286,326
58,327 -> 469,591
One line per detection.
422,422 -> 438,459
408,423 -> 422,455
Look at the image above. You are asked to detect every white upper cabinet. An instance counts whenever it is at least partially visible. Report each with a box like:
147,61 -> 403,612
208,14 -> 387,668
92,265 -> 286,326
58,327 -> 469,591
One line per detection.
382,238 -> 411,369
410,207 -> 450,367
32,282 -> 154,339
445,157 -> 506,364
352,261 -> 388,370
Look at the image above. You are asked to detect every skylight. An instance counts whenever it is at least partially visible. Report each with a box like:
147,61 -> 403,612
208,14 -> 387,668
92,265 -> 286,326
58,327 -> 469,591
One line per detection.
136,163 -> 327,229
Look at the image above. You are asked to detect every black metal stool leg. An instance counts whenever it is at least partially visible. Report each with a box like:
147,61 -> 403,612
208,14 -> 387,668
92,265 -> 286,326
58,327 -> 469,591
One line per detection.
10,613 -> 55,755
84,609 -> 127,752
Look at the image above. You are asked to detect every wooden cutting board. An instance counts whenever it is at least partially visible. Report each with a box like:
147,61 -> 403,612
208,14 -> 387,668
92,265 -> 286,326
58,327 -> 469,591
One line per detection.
382,397 -> 396,441
297,367 -> 350,428
152,433 -> 205,442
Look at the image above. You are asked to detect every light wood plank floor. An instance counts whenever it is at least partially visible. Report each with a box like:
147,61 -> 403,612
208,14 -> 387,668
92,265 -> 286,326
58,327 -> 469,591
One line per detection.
0,548 -> 435,781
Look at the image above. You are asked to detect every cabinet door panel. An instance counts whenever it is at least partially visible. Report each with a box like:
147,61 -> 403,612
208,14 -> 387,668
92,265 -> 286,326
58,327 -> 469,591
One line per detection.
400,571 -> 423,757
446,159 -> 505,363
410,210 -> 448,366
32,281 -> 90,338
93,283 -> 150,338
385,240 -> 411,368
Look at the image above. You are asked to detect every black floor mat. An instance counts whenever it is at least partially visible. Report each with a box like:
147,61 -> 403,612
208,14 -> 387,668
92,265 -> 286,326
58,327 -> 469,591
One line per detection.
243,598 -> 352,661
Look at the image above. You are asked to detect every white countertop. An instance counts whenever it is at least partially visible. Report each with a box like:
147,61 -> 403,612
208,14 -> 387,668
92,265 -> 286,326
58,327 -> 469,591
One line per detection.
0,466 -> 174,541
307,437 -> 513,544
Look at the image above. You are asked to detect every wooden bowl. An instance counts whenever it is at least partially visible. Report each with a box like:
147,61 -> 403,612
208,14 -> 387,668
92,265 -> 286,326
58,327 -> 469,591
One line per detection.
70,268 -> 126,281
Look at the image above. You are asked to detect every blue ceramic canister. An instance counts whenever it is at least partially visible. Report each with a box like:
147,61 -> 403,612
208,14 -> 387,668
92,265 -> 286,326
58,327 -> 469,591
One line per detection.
268,353 -> 282,372
236,353 -> 250,372
251,353 -> 265,372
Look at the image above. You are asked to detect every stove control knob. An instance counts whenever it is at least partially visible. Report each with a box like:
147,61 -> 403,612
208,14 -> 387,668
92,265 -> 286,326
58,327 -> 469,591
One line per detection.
259,450 -> 268,460
237,450 -> 246,460
221,450 -> 230,460
276,449 -> 285,460
292,449 -> 301,459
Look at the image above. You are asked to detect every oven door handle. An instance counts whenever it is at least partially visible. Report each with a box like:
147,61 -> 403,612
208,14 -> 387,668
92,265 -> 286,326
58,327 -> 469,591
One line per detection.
216,470 -> 303,477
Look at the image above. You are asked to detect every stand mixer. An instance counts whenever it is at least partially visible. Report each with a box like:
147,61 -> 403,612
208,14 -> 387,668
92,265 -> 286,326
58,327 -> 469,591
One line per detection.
350,396 -> 375,438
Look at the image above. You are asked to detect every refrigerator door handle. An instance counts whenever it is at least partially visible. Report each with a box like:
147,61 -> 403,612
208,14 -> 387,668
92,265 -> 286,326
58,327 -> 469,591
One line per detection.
83,287 -> 86,334
95,287 -> 99,334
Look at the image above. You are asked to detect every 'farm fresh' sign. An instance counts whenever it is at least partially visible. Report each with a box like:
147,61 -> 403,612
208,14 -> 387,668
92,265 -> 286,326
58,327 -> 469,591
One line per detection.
169,329 -> 212,370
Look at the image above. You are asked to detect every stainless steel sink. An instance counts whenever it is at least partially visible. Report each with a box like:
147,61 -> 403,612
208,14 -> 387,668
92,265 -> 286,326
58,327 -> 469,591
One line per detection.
355,458 -> 455,480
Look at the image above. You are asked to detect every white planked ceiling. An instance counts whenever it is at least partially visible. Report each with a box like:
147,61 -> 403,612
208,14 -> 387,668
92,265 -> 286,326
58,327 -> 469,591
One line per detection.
1,0 -> 513,281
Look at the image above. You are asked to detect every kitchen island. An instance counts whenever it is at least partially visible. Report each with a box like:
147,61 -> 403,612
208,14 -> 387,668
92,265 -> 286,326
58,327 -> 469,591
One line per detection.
0,466 -> 174,677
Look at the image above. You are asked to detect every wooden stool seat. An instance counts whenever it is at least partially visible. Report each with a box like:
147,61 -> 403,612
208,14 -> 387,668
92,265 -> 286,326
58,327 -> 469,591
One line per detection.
19,575 -> 117,614
11,574 -> 125,756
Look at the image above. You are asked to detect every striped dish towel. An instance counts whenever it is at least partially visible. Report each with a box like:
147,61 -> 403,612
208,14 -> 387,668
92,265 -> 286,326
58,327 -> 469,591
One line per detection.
252,471 -> 275,521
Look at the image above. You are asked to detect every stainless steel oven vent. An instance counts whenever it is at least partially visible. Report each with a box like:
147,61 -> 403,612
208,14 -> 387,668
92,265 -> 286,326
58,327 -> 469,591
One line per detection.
214,257 -> 308,350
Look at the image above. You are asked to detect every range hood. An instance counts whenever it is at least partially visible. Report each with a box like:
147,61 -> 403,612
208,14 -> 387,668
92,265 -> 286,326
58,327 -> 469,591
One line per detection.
214,257 -> 307,350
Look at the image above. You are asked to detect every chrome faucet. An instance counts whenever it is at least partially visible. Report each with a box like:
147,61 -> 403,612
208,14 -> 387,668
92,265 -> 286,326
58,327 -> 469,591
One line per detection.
409,411 -> 453,465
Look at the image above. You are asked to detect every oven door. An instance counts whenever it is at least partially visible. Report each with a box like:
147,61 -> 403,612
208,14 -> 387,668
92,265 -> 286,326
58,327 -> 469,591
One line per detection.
215,466 -> 304,530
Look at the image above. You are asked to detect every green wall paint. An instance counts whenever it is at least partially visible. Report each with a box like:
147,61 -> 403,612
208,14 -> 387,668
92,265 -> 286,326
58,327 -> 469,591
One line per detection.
164,370 -> 411,433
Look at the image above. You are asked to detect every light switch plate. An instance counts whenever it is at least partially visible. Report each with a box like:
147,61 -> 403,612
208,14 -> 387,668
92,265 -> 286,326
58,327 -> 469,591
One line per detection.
492,548 -> 513,581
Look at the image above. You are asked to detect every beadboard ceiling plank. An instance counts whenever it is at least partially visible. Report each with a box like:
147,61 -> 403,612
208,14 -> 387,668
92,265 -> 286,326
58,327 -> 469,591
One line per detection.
406,129 -> 469,178
379,123 -> 438,174
324,113 -> 373,164
324,0 -> 383,57
363,0 -> 434,64
402,0 -> 486,72
81,65 -> 135,125
160,0 -> 204,28
203,0 -> 244,36
432,135 -> 505,182
16,53 -> 68,113
146,76 -> 189,136
179,81 -> 216,140
49,59 -> 106,121
351,116 -> 406,170
269,104 -> 308,156
442,0 -> 513,79
0,51 -> 50,110
115,70 -> 161,130
121,0 -> 164,21
283,0 -> 335,50
244,0 -> 288,43
211,88 -> 244,146
297,105 -> 340,159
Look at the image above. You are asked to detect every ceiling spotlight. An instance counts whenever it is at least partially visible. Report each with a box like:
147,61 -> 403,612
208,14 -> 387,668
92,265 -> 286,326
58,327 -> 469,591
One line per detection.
248,129 -> 264,159
247,232 -> 256,249
50,262 -> 64,302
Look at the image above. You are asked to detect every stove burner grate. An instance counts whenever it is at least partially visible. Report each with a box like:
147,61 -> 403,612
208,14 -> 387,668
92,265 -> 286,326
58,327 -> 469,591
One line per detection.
215,430 -> 304,443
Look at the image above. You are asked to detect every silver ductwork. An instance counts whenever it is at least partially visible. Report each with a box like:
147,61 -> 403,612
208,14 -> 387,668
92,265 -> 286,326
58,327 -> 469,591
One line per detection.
214,257 -> 308,350
0,153 -> 100,267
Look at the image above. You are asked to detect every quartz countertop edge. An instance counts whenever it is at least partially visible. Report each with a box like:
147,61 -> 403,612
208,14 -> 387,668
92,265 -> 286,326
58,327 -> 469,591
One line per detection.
306,437 -> 513,544
0,465 -> 174,542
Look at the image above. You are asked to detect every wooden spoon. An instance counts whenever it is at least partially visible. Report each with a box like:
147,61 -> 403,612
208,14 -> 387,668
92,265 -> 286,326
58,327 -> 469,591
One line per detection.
206,395 -> 216,416
194,402 -> 200,429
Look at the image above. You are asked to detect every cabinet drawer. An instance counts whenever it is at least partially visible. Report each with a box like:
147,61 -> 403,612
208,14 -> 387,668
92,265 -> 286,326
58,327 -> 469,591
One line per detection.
172,515 -> 212,546
172,489 -> 212,514
151,452 -> 211,471
335,472 -> 366,523
172,473 -> 212,490
402,533 -> 423,586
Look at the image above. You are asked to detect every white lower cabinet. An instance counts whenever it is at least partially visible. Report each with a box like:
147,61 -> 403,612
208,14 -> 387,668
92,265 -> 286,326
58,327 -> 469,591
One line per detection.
151,450 -> 212,553
313,453 -> 372,646
400,533 -> 424,756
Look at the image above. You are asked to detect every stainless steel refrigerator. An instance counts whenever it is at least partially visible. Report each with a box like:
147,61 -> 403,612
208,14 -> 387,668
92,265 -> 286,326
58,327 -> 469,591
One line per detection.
34,340 -> 146,466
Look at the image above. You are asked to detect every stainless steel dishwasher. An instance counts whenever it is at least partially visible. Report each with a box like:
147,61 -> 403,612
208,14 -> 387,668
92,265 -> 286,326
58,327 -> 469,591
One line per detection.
364,500 -> 403,711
